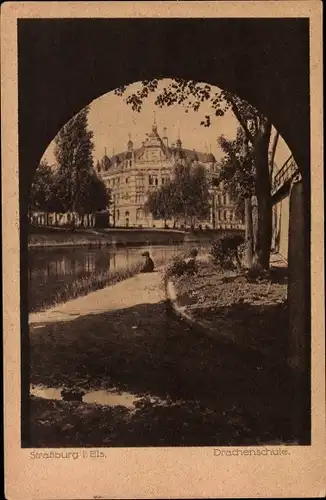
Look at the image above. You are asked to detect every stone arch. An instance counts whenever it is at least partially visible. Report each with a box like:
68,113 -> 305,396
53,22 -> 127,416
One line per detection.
19,18 -> 309,202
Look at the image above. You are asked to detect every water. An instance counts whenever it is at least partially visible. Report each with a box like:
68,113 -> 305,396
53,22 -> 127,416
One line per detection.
28,244 -> 197,312
30,385 -> 158,410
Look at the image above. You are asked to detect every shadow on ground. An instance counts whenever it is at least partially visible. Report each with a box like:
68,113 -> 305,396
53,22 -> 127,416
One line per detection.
29,299 -> 301,447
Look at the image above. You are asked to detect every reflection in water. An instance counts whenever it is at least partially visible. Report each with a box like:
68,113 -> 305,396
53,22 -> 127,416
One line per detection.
28,244 -> 196,312
83,390 -> 136,409
30,385 -> 155,410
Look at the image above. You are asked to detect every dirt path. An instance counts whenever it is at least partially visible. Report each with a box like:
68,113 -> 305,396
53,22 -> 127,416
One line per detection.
29,270 -> 165,325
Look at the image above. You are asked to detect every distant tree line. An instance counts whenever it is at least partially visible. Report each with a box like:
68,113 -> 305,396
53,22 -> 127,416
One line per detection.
28,107 -> 111,227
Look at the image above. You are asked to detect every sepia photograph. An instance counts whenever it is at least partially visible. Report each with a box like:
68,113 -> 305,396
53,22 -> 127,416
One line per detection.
2,2 -> 325,499
22,17 -> 311,449
27,78 -> 308,448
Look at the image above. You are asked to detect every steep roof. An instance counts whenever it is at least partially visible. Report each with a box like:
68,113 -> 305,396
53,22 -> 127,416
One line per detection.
102,126 -> 217,169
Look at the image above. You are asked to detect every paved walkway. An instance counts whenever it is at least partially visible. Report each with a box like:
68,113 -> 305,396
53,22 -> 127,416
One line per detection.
29,270 -> 165,325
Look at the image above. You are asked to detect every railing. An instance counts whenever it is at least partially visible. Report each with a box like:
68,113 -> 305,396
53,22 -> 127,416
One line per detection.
272,155 -> 299,195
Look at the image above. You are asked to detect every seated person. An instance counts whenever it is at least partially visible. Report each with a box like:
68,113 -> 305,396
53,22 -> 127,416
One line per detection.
185,248 -> 198,264
140,251 -> 155,273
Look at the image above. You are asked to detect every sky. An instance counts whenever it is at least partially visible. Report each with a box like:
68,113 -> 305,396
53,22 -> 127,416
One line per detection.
42,78 -> 292,168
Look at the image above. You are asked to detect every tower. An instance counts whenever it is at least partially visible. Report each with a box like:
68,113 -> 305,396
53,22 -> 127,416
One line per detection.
176,128 -> 182,148
162,127 -> 168,148
127,132 -> 133,151
152,111 -> 157,133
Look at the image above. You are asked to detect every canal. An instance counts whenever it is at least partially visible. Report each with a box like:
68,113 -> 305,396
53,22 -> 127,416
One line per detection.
28,243 -> 200,312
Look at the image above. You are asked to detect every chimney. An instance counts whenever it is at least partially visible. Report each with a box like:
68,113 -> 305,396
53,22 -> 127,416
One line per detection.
162,127 -> 168,148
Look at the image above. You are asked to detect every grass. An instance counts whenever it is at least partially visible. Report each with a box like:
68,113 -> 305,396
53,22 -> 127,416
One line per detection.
28,224 -> 186,248
172,260 -> 289,358
30,255 -> 172,313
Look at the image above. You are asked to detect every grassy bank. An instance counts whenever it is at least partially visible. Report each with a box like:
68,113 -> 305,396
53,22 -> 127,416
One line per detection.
30,262 -> 143,313
28,225 -> 185,248
170,259 -> 288,359
29,254 -> 173,313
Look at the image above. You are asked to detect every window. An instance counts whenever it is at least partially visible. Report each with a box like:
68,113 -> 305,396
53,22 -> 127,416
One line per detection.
116,209 -> 120,221
149,175 -> 153,185
112,178 -> 115,187
223,194 -> 227,205
224,210 -> 227,220
136,208 -> 144,220
155,178 -> 158,186
126,177 -> 129,184
125,211 -> 130,217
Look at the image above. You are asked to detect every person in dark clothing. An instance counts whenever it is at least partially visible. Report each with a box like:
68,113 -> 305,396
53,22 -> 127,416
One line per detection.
140,251 -> 155,273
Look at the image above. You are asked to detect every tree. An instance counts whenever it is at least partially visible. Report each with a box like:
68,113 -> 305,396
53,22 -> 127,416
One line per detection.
115,79 -> 274,269
54,106 -> 94,225
28,159 -> 57,224
145,184 -> 173,224
217,128 -> 256,266
146,161 -> 211,227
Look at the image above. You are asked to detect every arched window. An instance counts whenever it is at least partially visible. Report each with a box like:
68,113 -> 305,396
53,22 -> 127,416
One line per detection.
125,211 -> 130,217
116,209 -> 120,220
155,178 -> 158,186
149,175 -> 153,185
136,208 -> 144,220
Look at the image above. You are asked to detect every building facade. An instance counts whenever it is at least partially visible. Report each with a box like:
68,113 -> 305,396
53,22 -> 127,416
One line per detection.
97,121 -> 243,229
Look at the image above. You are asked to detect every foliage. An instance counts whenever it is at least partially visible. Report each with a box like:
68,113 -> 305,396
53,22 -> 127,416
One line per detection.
209,233 -> 245,270
164,256 -> 199,281
146,161 -> 210,226
217,128 -> 255,219
145,184 -> 173,221
53,106 -> 110,219
29,160 -> 57,211
116,78 -> 273,269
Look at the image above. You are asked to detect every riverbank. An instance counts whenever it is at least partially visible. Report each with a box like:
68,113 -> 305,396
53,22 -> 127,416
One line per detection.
28,244 -> 196,312
28,225 -> 185,248
167,254 -> 288,360
27,263 -> 297,447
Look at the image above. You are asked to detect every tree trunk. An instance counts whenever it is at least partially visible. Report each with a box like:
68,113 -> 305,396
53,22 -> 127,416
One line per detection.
253,120 -> 273,270
244,197 -> 253,268
251,195 -> 258,254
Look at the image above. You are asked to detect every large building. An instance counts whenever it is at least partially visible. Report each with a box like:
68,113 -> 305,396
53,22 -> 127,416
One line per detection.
97,120 -> 243,229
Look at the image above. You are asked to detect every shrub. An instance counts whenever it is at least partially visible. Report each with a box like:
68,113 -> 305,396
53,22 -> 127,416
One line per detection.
209,233 -> 245,270
164,256 -> 198,280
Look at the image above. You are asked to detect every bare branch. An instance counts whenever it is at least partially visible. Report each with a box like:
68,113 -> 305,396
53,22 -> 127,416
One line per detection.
228,96 -> 253,143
